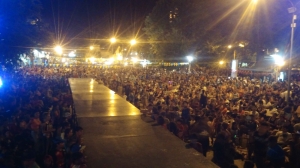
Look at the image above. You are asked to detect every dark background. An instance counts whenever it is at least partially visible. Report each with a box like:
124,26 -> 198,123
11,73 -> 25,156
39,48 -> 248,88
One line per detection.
41,0 -> 157,43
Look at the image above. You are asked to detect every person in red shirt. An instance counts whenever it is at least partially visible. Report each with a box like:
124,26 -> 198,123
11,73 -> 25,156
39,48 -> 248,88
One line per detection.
53,138 -> 66,168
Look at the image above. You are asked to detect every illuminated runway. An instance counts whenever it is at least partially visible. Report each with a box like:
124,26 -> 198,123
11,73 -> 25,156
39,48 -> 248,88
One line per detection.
69,78 -> 218,168
69,78 -> 140,117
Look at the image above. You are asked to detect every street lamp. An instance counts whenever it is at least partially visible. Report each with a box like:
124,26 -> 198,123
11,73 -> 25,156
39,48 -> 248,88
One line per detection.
54,45 -> 63,55
90,46 -> 94,50
219,60 -> 224,65
130,39 -> 137,46
287,5 -> 297,104
186,56 -> 194,73
252,0 -> 258,4
110,37 -> 116,43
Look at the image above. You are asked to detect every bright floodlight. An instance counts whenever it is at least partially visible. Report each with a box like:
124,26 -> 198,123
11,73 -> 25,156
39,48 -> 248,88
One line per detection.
54,46 -> 63,55
186,56 -> 194,63
132,57 -> 138,63
90,57 -> 95,64
117,54 -> 123,61
252,0 -> 258,4
110,37 -> 116,43
239,43 -> 245,48
68,51 -> 76,57
271,54 -> 285,66
219,61 -> 224,65
0,77 -> 2,87
228,45 -> 232,49
90,46 -> 94,50
130,39 -> 137,45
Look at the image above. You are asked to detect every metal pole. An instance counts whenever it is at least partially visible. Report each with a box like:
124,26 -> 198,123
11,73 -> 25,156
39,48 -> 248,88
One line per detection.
234,50 -> 236,60
188,63 -> 191,73
287,14 -> 297,103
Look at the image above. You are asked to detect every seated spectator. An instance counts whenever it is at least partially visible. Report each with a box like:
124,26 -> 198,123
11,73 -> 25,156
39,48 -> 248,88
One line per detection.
72,127 -> 84,145
70,139 -> 85,154
243,160 -> 254,168
52,137 -> 66,168
71,152 -> 87,168
22,150 -> 40,168
43,155 -> 54,168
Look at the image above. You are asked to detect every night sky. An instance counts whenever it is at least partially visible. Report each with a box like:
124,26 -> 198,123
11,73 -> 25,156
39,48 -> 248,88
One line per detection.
41,0 -> 157,44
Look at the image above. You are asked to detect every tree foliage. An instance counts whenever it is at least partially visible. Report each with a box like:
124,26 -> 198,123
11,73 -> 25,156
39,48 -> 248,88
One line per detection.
144,0 -> 299,61
0,0 -> 50,69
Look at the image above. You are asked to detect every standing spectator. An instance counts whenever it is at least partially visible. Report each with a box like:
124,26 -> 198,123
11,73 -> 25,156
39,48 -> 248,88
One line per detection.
200,90 -> 207,108
251,122 -> 270,168
212,132 -> 235,167
181,101 -> 190,126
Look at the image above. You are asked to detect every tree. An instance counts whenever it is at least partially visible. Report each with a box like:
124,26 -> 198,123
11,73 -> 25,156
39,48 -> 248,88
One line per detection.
144,0 -> 299,62
143,0 -> 194,59
143,0 -> 231,60
0,0 -> 50,70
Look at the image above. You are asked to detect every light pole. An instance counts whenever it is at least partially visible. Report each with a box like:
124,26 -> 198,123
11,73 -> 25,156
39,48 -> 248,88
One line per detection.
218,60 -> 224,77
110,37 -> 116,56
130,39 -> 137,64
186,56 -> 194,73
287,6 -> 297,104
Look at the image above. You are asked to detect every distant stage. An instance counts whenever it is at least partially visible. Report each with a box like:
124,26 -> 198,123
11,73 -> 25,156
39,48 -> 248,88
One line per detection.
69,78 -> 218,168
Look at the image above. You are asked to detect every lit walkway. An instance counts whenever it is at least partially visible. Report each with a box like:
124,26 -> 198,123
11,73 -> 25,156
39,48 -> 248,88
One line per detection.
69,78 -> 218,168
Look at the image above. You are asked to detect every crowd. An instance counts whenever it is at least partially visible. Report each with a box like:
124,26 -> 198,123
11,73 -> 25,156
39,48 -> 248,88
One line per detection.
2,65 -> 300,168
0,67 -> 86,168
96,66 -> 300,168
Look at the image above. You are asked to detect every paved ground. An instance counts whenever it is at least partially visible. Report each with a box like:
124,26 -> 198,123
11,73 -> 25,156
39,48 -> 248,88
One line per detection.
69,78 -> 218,168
